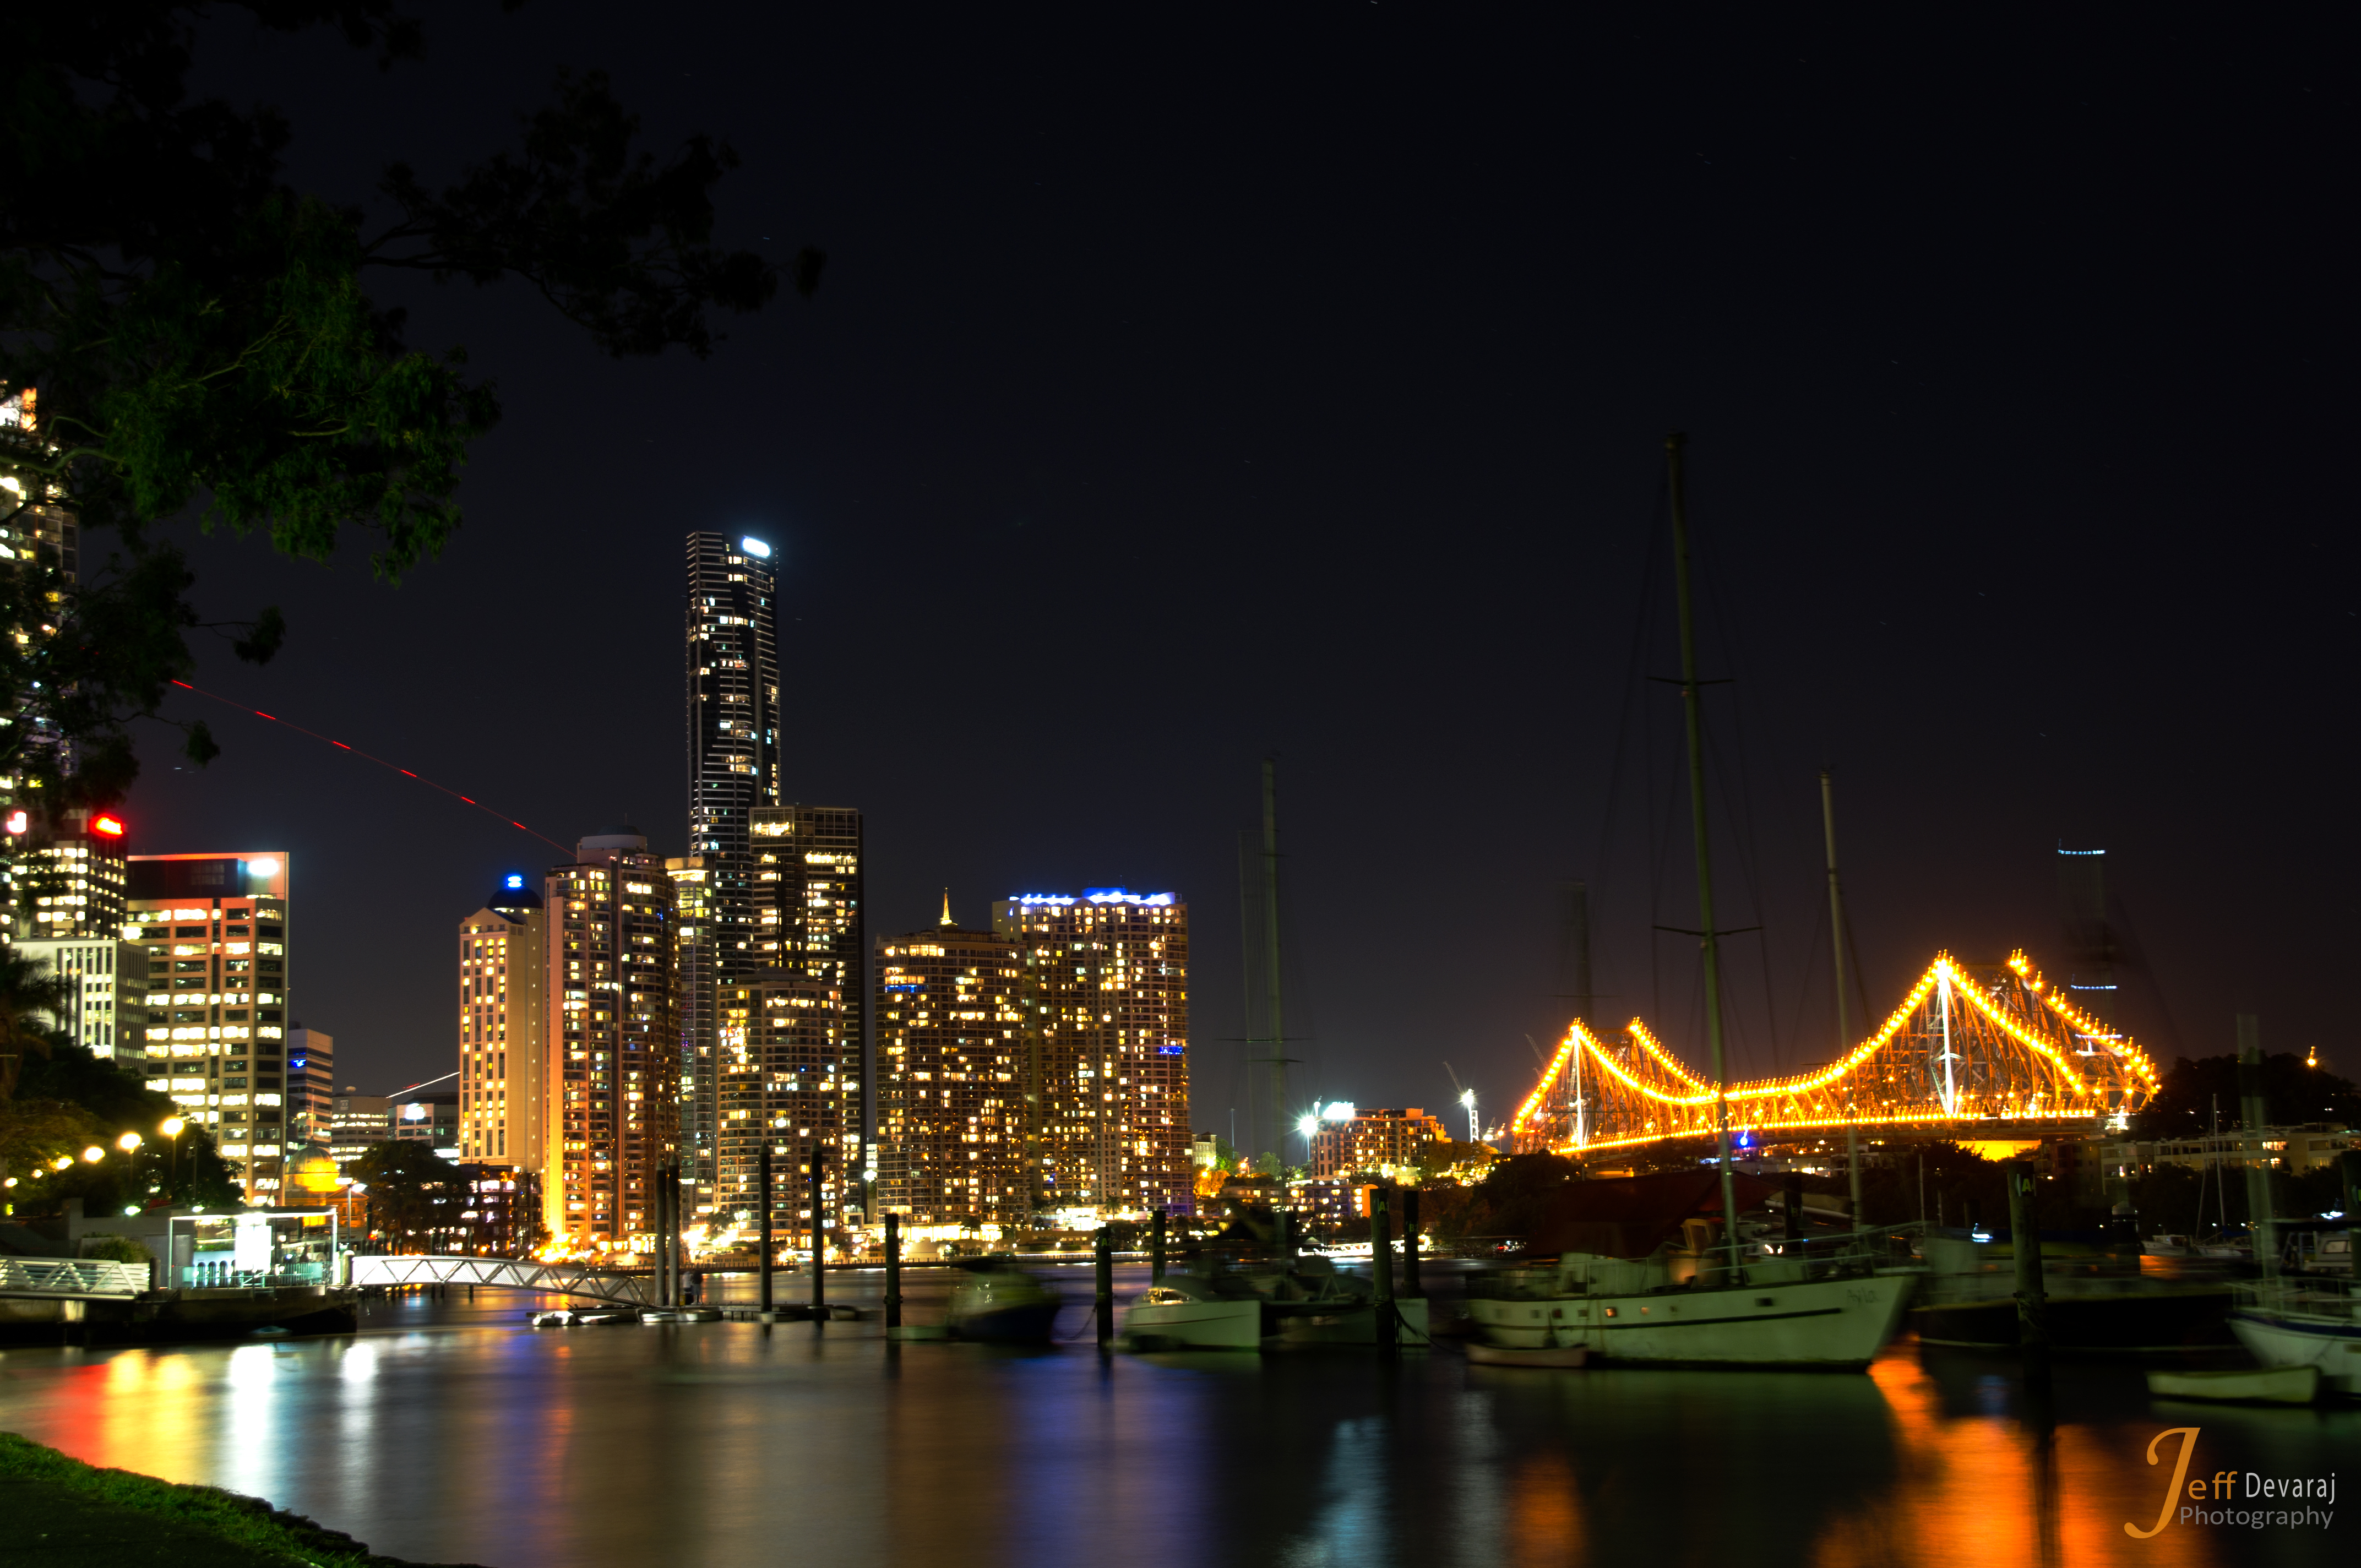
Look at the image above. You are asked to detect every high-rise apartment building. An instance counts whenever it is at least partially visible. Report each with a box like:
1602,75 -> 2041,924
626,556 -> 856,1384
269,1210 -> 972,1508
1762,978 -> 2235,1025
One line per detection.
876,904 -> 1027,1234
544,829 -> 678,1254
665,854 -> 717,1206
1307,1107 -> 1446,1179
749,804 -> 866,1184
128,853 -> 292,1201
285,1027 -> 334,1151
716,973 -> 858,1249
455,875 -> 548,1169
992,889 -> 1192,1221
686,532 -> 778,974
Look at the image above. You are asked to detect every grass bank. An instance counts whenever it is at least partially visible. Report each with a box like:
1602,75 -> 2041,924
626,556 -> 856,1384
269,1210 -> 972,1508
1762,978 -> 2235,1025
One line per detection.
0,1431 -> 487,1566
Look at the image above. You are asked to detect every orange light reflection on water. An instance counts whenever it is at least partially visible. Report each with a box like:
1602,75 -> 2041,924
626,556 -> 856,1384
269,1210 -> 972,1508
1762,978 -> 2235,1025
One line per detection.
1810,1354 -> 2218,1568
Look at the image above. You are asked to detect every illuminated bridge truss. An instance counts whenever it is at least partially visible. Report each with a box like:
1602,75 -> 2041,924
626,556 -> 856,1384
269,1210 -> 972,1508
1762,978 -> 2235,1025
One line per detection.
1510,952 -> 2161,1157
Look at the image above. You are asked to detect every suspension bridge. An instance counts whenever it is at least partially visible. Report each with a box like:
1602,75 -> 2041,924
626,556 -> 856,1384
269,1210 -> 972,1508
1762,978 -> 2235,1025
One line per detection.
1509,951 -> 2160,1156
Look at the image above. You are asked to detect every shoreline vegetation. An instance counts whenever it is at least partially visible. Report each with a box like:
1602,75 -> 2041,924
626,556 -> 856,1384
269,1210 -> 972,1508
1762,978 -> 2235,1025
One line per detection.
0,1433 -> 487,1567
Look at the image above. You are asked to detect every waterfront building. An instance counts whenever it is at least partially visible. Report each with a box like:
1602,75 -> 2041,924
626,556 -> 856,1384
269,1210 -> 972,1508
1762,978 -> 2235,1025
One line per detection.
454,1164 -> 545,1255
284,1027 -> 334,1151
329,1089 -> 391,1164
18,935 -> 145,1058
1308,1106 -> 1446,1180
717,974 -> 859,1252
2096,1125 -> 2354,1177
127,852 -> 292,1201
875,903 -> 1027,1236
666,854 -> 718,1210
455,875 -> 548,1170
393,1088 -> 460,1157
991,890 -> 1192,1221
686,532 -> 778,978
543,829 -> 678,1255
749,804 -> 867,1199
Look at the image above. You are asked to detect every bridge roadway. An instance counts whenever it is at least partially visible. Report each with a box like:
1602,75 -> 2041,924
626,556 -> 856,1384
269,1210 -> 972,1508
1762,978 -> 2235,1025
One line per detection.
349,1254 -> 659,1306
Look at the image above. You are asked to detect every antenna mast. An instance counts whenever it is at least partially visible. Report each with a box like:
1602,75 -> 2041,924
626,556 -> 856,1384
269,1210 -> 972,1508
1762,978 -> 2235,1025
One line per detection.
1821,770 -> 1863,1225
1261,757 -> 1290,1165
1668,433 -> 1742,1275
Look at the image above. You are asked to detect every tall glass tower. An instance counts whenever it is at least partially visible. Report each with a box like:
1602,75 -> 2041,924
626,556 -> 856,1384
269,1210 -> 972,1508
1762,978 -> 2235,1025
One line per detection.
686,533 -> 777,1201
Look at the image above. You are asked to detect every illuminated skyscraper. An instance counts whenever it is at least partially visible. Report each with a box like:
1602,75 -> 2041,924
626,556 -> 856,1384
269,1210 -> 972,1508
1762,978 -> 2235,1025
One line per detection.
992,890 -> 1192,1221
717,973 -> 858,1249
686,532 -> 777,976
455,874 -> 548,1170
876,902 -> 1026,1233
666,853 -> 717,1207
127,852 -> 292,1201
709,805 -> 867,1229
543,829 -> 677,1253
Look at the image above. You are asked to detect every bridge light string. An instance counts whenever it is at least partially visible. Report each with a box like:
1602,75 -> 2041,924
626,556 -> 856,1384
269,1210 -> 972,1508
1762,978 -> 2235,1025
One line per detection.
170,679 -> 572,855
1510,949 -> 2158,1150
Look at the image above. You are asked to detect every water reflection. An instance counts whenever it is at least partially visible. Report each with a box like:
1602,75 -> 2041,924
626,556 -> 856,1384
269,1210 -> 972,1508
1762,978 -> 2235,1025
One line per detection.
0,1278 -> 2348,1568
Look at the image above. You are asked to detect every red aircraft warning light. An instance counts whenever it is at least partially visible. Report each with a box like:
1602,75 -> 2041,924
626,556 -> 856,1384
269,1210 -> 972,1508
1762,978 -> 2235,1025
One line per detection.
3,811 -> 24,836
90,813 -> 126,837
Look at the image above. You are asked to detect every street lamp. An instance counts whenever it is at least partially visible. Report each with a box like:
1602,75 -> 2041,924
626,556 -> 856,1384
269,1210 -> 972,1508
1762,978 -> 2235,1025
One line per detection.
117,1131 -> 142,1153
161,1117 -> 185,1194
81,1145 -> 104,1163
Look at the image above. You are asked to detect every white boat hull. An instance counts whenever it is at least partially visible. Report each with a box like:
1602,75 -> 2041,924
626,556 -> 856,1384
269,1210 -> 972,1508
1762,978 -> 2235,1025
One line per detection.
2229,1309 -> 2361,1396
1468,1272 -> 1912,1368
2147,1365 -> 2319,1404
1123,1296 -> 1261,1349
1465,1341 -> 1588,1369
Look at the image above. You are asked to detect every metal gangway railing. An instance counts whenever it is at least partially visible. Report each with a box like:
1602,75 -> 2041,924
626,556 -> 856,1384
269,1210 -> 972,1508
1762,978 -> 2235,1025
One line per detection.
350,1254 -> 657,1306
0,1257 -> 146,1298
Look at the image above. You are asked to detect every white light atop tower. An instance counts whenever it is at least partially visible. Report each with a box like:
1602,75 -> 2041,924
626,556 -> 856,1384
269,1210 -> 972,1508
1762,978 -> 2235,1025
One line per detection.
739,536 -> 772,558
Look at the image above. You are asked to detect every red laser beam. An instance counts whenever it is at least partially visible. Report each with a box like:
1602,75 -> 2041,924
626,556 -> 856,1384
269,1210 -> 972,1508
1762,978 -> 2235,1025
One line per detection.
171,680 -> 572,856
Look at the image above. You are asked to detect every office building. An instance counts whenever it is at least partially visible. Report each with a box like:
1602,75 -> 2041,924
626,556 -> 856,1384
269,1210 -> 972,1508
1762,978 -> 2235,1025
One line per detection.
544,828 -> 678,1254
18,935 -> 145,1058
329,1088 -> 391,1164
1308,1107 -> 1446,1180
128,852 -> 292,1201
717,973 -> 858,1250
685,532 -> 778,977
7,805 -> 129,942
392,1088 -> 460,1158
992,889 -> 1192,1221
284,1027 -> 334,1151
665,854 -> 718,1206
875,902 -> 1027,1235
455,875 -> 548,1170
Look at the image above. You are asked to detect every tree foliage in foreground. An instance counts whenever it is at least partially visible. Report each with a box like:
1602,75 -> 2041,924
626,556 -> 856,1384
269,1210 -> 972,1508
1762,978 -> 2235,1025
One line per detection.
0,3 -> 819,840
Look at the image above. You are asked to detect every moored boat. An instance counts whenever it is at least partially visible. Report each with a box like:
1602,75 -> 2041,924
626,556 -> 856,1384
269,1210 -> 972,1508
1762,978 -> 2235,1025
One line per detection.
2146,1365 -> 2319,1404
2228,1278 -> 2361,1397
1464,1340 -> 1588,1369
946,1260 -> 1061,1342
1122,1279 -> 1261,1349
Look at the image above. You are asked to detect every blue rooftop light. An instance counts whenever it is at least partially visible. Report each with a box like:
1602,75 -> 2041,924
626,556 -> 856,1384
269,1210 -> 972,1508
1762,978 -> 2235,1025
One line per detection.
504,874 -> 525,890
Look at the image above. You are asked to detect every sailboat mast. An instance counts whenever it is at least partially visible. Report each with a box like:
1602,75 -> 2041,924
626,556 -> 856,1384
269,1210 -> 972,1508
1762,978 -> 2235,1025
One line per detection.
1667,432 -> 1743,1273
1820,770 -> 1863,1226
1261,757 -> 1289,1164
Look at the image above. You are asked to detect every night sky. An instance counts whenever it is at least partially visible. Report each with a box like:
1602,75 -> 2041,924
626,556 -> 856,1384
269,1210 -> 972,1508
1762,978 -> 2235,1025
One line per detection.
123,7 -> 2356,1139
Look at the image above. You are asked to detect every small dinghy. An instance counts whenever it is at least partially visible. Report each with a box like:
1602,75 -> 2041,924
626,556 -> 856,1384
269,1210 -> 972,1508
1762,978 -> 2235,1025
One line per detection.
1465,1341 -> 1588,1369
2146,1365 -> 2319,1404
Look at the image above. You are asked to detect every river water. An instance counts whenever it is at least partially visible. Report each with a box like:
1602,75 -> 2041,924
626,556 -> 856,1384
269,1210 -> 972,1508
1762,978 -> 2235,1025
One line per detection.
0,1263 -> 2350,1567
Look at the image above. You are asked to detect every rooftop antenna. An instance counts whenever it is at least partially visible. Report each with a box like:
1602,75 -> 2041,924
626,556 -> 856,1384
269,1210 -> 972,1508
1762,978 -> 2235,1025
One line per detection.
939,887 -> 954,927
